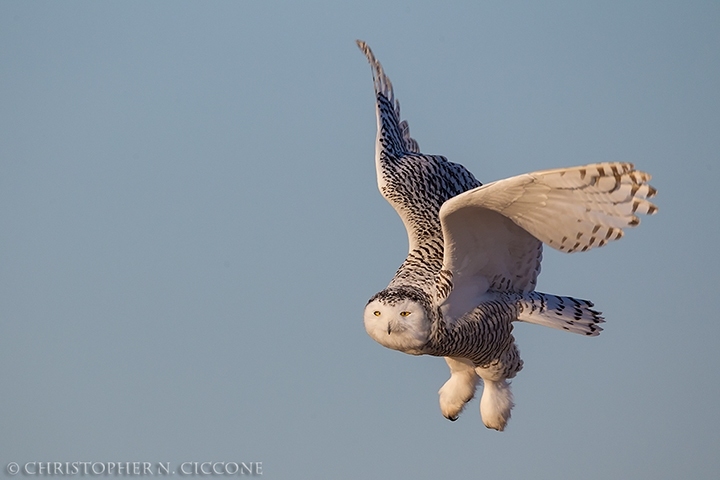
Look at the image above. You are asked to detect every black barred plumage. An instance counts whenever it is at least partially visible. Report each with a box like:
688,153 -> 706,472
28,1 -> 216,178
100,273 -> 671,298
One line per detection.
379,152 -> 481,249
388,238 -> 444,291
434,269 -> 454,304
357,41 -> 657,430
426,297 -> 520,370
367,285 -> 433,311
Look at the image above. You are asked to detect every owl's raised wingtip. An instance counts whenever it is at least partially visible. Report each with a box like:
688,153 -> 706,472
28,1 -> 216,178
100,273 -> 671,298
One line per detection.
355,40 -> 375,65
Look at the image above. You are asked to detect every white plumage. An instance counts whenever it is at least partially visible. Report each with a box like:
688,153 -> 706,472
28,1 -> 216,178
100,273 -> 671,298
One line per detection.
357,41 -> 657,431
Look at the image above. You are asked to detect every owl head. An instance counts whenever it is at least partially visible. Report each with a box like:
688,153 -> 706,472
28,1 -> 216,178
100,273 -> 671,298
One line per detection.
363,287 -> 432,354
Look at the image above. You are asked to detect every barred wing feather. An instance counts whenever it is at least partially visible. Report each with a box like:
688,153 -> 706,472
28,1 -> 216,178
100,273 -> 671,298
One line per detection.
437,162 -> 657,321
446,162 -> 658,253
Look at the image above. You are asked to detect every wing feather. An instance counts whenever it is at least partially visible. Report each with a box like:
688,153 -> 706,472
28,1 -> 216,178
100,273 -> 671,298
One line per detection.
356,40 -> 421,157
437,162 -> 657,321
463,162 -> 658,253
357,41 -> 481,256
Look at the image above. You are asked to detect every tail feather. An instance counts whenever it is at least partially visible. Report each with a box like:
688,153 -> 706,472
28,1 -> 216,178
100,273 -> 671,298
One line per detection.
516,291 -> 604,336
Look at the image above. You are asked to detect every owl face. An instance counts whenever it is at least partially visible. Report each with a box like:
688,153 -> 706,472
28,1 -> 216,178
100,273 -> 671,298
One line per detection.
363,296 -> 430,354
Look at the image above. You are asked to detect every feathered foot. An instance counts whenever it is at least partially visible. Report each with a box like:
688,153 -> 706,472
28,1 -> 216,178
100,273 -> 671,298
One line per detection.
478,378 -> 514,431
438,357 -> 479,421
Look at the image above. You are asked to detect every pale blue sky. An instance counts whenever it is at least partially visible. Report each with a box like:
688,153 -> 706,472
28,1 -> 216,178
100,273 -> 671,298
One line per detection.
1,1 -> 719,478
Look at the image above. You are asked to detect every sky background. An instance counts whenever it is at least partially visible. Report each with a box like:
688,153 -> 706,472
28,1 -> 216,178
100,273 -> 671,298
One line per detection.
1,1 -> 719,478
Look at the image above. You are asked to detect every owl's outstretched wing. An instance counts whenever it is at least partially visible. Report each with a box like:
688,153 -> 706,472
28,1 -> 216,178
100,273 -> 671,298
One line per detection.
437,162 -> 657,322
357,41 -> 481,253
356,40 -> 420,158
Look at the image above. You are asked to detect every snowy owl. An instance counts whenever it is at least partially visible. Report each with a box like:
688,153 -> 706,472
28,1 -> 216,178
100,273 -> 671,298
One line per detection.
357,41 -> 657,431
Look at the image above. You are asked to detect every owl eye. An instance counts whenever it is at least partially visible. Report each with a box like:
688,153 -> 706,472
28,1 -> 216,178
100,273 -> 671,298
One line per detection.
400,311 -> 411,317
373,311 -> 381,316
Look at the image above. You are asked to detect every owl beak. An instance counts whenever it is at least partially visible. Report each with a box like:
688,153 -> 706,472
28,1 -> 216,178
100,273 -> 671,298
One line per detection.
387,323 -> 392,335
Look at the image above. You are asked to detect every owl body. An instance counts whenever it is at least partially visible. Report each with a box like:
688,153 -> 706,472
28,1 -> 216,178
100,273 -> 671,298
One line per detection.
357,41 -> 656,430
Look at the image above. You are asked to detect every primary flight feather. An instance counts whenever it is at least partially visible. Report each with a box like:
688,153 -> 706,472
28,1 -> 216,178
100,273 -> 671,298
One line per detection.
357,40 -> 657,431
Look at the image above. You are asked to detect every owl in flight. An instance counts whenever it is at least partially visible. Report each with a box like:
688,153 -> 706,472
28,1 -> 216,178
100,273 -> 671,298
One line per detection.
357,41 -> 657,431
